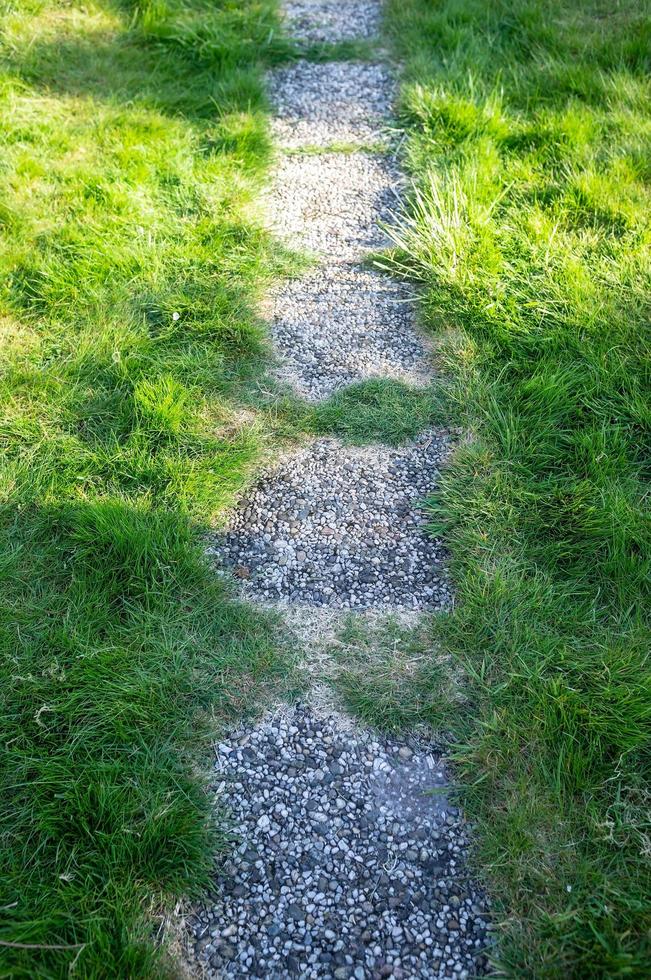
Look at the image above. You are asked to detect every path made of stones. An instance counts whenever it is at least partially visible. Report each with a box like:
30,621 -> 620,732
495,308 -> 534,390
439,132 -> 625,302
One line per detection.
190,2 -> 490,977
264,49 -> 433,399
189,707 -> 489,980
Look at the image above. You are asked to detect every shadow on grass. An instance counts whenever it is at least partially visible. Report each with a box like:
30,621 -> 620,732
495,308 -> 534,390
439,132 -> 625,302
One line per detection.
3,0 -> 292,119
0,496 -> 294,976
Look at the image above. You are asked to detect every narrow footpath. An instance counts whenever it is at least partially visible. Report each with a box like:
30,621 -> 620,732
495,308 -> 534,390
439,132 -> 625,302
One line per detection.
187,2 -> 490,977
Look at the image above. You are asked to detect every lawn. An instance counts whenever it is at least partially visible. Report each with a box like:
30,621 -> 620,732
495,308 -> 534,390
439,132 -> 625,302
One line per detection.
2,0 -> 650,976
0,0 -> 296,975
385,0 -> 651,975
0,3 -> 453,971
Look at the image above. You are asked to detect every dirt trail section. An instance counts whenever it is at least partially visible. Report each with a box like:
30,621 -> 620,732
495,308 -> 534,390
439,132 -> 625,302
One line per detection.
187,1 -> 490,977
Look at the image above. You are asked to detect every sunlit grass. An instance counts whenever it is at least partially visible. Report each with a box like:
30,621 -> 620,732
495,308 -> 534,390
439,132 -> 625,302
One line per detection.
0,1 -> 298,975
385,0 -> 651,975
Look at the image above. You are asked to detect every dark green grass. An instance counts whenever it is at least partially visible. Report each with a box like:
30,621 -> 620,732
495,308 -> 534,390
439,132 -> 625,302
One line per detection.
0,0 -> 297,975
384,0 -> 651,976
291,38 -> 380,63
0,501 -> 292,977
293,378 -> 450,445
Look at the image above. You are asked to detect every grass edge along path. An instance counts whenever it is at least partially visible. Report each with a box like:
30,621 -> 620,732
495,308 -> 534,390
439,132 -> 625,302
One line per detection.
0,1 -> 300,976
384,0 -> 651,976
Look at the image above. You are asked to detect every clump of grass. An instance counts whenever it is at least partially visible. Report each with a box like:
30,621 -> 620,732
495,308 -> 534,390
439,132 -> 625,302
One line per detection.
385,0 -> 651,975
0,0 -> 294,975
283,140 -> 390,156
329,614 -> 459,732
292,38 -> 380,63
267,378 -> 450,447
308,378 -> 450,445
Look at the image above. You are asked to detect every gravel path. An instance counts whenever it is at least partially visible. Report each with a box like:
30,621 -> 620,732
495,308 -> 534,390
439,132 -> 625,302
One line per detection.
189,705 -> 489,979
269,62 -> 395,149
284,1 -> 381,44
209,434 -> 453,611
268,265 -> 432,400
264,33 -> 432,400
188,2 -> 491,975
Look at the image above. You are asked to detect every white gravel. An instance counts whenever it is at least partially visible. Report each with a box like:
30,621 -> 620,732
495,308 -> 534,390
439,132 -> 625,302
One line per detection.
269,61 -> 395,149
268,264 -> 433,400
188,705 -> 490,978
266,152 -> 401,261
284,0 -> 382,44
209,434 -> 453,611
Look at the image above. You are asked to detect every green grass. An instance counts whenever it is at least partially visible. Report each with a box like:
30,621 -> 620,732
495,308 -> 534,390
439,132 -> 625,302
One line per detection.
291,38 -> 380,63
3,0 -> 650,975
297,378 -> 450,445
326,614 -> 460,732
282,140 -> 390,156
0,0 -> 298,975
384,0 -> 651,976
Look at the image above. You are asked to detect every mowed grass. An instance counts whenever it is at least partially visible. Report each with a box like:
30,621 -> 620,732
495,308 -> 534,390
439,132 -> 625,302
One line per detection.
0,0 -> 297,975
384,0 -> 651,976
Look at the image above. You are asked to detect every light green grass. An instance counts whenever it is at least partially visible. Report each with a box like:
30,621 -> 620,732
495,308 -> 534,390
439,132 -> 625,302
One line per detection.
384,0 -> 651,976
0,0 -> 299,975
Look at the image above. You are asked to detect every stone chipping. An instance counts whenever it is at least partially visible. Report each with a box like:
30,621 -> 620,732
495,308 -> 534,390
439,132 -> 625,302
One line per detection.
267,152 -> 401,261
268,264 -> 433,400
208,433 -> 453,611
284,0 -> 382,44
269,61 -> 396,149
189,706 -> 489,979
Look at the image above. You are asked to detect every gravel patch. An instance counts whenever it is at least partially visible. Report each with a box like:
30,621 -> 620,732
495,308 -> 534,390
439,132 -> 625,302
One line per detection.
284,0 -> 382,44
268,264 -> 432,400
208,433 -> 453,611
269,61 -> 395,149
188,704 -> 489,978
267,153 -> 401,261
